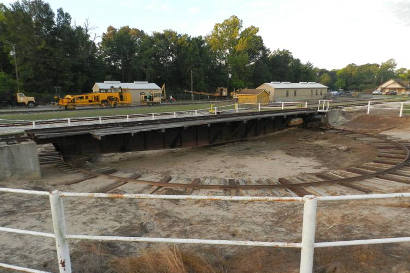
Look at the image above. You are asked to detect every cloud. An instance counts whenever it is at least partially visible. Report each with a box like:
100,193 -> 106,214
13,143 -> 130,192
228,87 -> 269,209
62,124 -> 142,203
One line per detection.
188,7 -> 200,15
390,0 -> 410,26
1,0 -> 16,6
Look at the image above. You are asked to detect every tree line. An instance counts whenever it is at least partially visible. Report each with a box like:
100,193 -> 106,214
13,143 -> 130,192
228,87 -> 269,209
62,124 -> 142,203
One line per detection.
1,0 -> 409,102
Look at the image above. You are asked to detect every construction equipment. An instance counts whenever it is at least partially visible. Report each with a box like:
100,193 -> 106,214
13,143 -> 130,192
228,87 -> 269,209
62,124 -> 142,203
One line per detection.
140,90 -> 162,105
57,91 -> 131,110
161,83 -> 166,102
0,92 -> 36,107
184,87 -> 228,97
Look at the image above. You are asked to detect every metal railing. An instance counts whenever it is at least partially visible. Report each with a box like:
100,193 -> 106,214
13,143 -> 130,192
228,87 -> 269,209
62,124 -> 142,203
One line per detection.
366,101 -> 410,117
0,187 -> 409,273
0,102 -> 312,129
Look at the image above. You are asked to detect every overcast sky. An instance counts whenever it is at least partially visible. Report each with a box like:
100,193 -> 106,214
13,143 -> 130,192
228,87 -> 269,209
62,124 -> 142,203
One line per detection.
3,0 -> 410,69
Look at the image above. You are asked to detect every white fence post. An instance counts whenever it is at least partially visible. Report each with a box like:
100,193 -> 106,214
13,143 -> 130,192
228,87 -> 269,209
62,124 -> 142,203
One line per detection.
258,103 -> 261,112
299,195 -> 317,273
67,118 -> 71,126
399,102 -> 404,117
32,121 -> 36,128
98,116 -> 102,124
50,191 -> 72,273
214,106 -> 218,115
235,103 -> 239,113
173,112 -> 177,118
305,101 -> 308,108
126,115 -> 129,121
281,102 -> 284,110
152,113 -> 155,120
194,110 -> 198,116
367,101 -> 371,115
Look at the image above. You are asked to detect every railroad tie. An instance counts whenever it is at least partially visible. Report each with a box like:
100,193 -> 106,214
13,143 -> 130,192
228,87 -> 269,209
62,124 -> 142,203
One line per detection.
228,179 -> 241,196
315,172 -> 371,193
277,178 -> 311,197
96,173 -> 141,193
185,178 -> 201,194
61,174 -> 99,185
150,175 -> 173,194
376,174 -> 410,185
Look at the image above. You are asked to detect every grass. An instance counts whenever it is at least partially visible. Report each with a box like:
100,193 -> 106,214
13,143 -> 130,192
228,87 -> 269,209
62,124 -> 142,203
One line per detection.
110,247 -> 217,273
69,242 -> 407,273
0,102 -> 231,121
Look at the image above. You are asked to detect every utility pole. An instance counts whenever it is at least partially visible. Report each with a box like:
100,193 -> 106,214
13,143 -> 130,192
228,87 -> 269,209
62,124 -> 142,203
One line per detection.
190,69 -> 193,101
12,44 -> 19,91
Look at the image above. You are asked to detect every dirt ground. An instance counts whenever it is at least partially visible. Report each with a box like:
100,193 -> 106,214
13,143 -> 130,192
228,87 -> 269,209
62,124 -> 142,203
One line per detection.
98,128 -> 377,182
0,112 -> 409,273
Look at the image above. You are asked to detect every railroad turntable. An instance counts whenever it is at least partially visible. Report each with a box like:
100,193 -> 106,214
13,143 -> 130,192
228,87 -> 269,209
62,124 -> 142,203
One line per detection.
34,127 -> 410,197
16,105 -> 410,196
1,105 -> 409,273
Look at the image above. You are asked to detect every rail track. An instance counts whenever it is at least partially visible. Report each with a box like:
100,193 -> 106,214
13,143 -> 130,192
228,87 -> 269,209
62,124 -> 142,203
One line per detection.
0,98 -> 404,128
38,128 -> 410,197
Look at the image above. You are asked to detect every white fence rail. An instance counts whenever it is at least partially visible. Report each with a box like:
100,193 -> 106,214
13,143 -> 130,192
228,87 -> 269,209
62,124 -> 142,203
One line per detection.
1,101 -> 312,129
0,188 -> 409,273
367,101 -> 410,117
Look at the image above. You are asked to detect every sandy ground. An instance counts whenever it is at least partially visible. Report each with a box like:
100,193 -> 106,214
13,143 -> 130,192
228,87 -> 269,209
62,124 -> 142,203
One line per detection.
0,112 -> 409,273
98,128 -> 377,182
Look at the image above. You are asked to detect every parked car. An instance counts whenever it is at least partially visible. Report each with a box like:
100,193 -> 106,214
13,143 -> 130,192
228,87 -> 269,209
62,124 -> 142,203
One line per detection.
339,90 -> 352,96
372,90 -> 382,95
329,91 -> 340,96
385,90 -> 397,95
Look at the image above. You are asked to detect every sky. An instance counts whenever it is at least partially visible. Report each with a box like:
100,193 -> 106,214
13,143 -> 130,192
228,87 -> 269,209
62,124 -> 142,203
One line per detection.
3,0 -> 410,70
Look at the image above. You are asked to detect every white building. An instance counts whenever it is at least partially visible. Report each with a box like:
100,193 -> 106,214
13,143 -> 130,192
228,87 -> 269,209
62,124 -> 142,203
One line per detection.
256,82 -> 328,102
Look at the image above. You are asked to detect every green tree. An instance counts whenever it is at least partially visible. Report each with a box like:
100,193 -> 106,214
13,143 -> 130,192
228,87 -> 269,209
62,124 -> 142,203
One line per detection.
397,68 -> 409,81
206,15 -> 262,89
100,26 -> 145,82
319,73 -> 332,86
377,59 -> 397,84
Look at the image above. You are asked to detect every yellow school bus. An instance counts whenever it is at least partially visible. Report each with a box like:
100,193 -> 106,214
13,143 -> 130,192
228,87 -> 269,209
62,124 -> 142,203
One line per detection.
58,92 -> 131,110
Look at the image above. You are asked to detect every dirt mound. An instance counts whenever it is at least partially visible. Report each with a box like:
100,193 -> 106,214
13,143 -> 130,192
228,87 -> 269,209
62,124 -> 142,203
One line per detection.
341,115 -> 410,133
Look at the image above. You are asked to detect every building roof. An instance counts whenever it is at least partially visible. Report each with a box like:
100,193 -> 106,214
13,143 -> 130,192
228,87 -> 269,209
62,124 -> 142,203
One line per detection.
263,82 -> 327,89
377,79 -> 410,90
237,89 -> 268,95
95,81 -> 161,90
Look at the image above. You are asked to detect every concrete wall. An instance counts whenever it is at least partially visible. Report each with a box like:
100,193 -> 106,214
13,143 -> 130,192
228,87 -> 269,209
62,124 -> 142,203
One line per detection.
0,141 -> 41,180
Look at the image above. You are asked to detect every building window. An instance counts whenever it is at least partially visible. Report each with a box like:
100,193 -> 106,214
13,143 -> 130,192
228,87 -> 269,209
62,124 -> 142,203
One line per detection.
294,90 -> 297,96
286,90 -> 289,97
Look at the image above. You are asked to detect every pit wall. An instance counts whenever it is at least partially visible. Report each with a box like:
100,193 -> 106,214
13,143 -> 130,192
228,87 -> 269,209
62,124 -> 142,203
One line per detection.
0,141 -> 41,180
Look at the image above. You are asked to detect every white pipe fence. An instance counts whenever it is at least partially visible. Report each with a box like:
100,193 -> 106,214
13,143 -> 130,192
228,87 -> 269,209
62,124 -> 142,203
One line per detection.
1,100 -> 334,129
0,188 -> 409,273
366,101 -> 409,117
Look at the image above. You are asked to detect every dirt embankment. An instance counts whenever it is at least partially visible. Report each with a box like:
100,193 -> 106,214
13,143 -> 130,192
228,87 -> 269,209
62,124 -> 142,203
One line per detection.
341,115 -> 410,133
